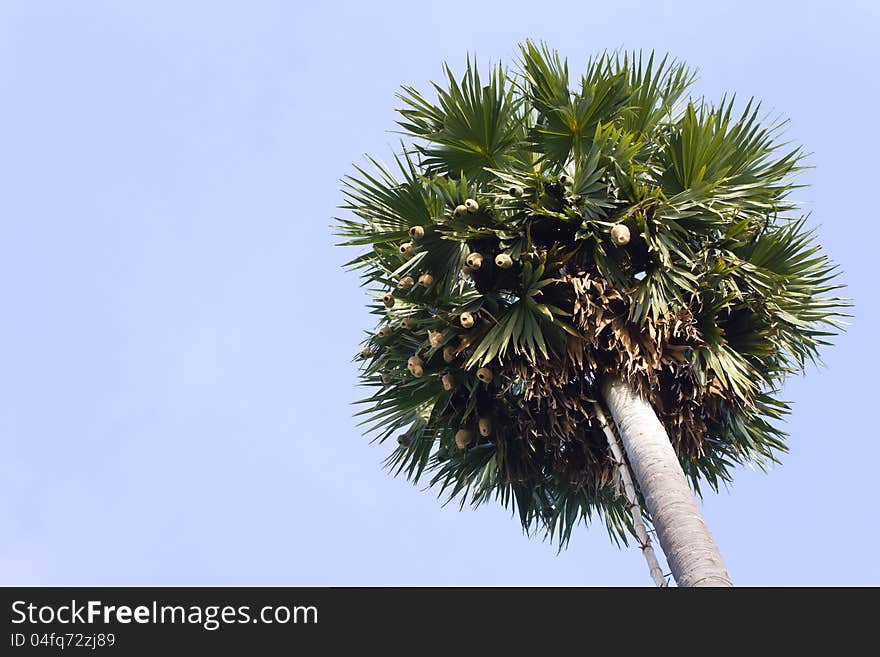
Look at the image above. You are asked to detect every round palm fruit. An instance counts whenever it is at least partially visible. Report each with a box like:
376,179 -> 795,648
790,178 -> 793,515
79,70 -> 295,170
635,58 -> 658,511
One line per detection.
381,373 -> 392,384
397,434 -> 410,447
476,367 -> 493,383
453,204 -> 467,218
465,198 -> 479,213
409,225 -> 425,240
478,417 -> 492,437
509,185 -> 523,197
442,373 -> 455,391
495,253 -> 513,269
401,317 -> 415,330
454,428 -> 474,449
411,365 -> 424,378
399,242 -> 414,257
462,265 -> 474,276
428,330 -> 444,348
360,347 -> 372,358
418,273 -> 434,288
460,312 -> 475,328
407,355 -> 423,370
466,252 -> 483,270
397,275 -> 415,289
442,344 -> 457,363
559,174 -> 573,187
610,224 -> 631,246
382,293 -> 395,308
378,326 -> 392,338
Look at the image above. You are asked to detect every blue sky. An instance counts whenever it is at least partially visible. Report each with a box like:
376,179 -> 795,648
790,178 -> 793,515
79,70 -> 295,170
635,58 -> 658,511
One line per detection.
0,0 -> 877,585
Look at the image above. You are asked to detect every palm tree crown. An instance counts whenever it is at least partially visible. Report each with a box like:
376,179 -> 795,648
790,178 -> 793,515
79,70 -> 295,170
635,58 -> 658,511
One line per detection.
336,42 -> 846,545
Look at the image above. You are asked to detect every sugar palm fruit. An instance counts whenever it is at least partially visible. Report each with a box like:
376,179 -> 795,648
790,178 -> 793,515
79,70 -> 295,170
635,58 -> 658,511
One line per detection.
400,317 -> 415,330
397,434 -> 410,447
454,428 -> 474,449
407,355 -> 425,378
442,373 -> 455,391
453,204 -> 467,218
465,198 -> 479,213
476,367 -> 493,383
418,273 -> 434,288
495,253 -> 513,269
382,293 -> 395,308
559,174 -> 573,187
397,275 -> 415,289
409,225 -> 425,240
442,344 -> 457,363
399,242 -> 414,258
509,185 -> 523,197
466,252 -> 483,270
459,312 -> 475,328
478,417 -> 492,437
378,326 -> 392,338
428,330 -> 444,348
611,224 -> 631,246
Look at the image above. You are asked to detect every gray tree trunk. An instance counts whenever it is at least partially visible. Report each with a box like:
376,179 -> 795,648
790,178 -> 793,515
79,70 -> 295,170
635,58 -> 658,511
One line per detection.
601,375 -> 733,587
592,401 -> 667,587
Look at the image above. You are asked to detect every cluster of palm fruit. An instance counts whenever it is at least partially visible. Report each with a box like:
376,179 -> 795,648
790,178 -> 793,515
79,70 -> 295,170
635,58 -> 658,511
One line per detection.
338,43 -> 845,543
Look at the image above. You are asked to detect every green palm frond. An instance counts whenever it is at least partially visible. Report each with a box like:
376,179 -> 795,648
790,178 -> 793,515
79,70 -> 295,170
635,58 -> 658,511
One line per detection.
396,59 -> 524,181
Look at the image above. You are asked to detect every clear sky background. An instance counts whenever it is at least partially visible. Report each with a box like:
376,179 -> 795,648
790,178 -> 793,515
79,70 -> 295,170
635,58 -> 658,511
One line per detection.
1,0 -> 877,586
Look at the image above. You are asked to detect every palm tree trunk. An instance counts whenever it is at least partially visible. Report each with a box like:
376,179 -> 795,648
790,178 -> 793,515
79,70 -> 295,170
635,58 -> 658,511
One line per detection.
601,375 -> 733,587
592,401 -> 667,587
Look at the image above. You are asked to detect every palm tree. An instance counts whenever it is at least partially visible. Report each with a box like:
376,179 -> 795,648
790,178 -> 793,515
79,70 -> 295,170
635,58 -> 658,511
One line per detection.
336,42 -> 846,587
